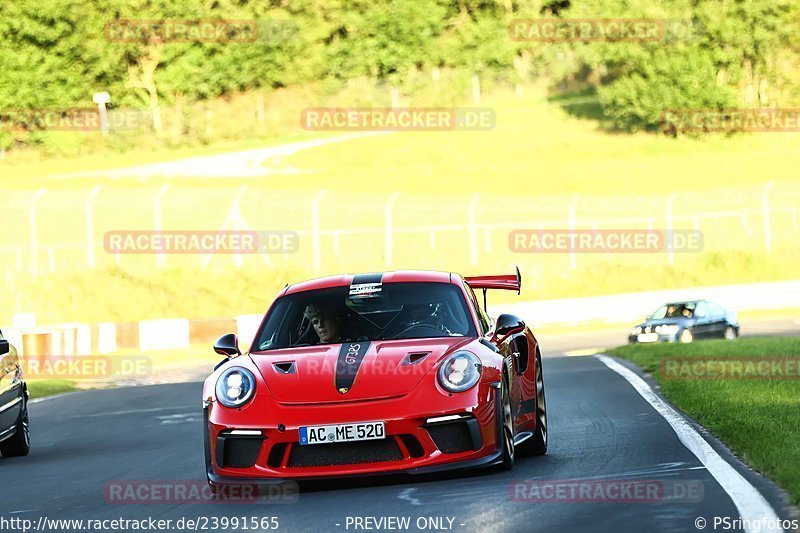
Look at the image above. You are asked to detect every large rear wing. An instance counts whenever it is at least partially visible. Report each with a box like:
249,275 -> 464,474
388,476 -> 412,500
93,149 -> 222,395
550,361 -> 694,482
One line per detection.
464,267 -> 521,311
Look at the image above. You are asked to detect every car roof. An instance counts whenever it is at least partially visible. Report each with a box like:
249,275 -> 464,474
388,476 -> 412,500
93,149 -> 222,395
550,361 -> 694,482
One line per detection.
283,270 -> 455,295
662,300 -> 705,306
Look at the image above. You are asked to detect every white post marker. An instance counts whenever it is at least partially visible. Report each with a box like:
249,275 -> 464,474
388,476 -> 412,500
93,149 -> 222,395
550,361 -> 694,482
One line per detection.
86,186 -> 102,269
154,184 -> 171,268
311,189 -> 326,272
762,181 -> 772,254
92,92 -> 111,135
665,193 -> 676,266
29,188 -> 46,276
568,194 -> 578,270
385,193 -> 399,268
595,354 -> 783,533
469,194 -> 480,266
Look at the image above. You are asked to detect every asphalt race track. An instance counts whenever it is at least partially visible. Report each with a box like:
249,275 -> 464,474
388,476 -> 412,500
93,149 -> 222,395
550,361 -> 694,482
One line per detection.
1,321 -> 798,533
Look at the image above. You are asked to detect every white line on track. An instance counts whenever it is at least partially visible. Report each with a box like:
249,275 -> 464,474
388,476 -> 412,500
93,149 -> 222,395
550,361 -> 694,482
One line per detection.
595,354 -> 783,533
398,488 -> 422,506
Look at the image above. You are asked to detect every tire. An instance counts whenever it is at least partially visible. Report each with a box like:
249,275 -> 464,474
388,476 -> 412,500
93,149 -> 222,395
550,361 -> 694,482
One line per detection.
519,354 -> 548,456
0,393 -> 30,458
498,374 -> 515,471
724,326 -> 737,340
679,328 -> 694,343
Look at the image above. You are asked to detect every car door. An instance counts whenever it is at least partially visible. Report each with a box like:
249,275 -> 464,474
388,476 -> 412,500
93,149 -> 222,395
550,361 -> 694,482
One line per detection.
705,302 -> 729,338
691,302 -> 713,339
0,330 -> 23,433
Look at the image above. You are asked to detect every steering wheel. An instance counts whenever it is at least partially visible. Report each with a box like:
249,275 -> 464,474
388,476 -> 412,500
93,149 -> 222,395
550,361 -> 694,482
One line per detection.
391,323 -> 444,339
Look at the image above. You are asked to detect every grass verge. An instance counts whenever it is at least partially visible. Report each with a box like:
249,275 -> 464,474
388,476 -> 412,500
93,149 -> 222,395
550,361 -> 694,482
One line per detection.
608,337 -> 800,505
26,380 -> 79,400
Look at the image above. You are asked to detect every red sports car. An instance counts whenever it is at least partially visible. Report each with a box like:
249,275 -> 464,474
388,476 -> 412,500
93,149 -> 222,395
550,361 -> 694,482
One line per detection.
203,269 -> 547,488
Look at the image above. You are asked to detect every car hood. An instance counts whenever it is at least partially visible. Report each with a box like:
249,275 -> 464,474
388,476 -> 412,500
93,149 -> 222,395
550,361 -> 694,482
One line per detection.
249,336 -> 473,404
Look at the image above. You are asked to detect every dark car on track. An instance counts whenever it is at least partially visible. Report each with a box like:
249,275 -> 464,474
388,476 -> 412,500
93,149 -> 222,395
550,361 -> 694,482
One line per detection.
0,330 -> 30,458
628,300 -> 739,344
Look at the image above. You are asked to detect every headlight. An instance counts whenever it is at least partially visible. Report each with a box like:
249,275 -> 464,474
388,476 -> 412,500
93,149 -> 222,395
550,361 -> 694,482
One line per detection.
631,326 -> 642,335
215,367 -> 256,408
437,351 -> 482,393
655,324 -> 679,335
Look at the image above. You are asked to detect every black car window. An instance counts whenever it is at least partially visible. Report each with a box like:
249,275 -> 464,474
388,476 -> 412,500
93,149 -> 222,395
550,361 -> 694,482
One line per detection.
254,282 -> 477,351
651,302 -> 696,319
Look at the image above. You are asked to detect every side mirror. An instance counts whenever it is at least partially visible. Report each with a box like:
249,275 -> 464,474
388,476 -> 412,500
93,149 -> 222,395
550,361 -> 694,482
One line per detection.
214,333 -> 241,358
492,314 -> 526,343
0,339 -> 8,356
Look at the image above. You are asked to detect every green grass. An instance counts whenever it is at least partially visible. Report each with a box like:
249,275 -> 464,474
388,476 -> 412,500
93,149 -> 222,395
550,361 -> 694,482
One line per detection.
608,337 -> 800,505
26,379 -> 79,399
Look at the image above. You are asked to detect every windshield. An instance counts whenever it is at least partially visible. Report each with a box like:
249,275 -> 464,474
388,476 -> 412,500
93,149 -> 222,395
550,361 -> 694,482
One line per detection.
650,302 -> 696,320
254,282 -> 476,351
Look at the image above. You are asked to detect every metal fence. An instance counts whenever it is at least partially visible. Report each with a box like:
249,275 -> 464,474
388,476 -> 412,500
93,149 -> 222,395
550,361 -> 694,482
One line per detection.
2,181 -> 800,278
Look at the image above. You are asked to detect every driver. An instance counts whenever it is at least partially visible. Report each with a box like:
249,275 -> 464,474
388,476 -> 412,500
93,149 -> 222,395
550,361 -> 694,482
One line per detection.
303,302 -> 342,344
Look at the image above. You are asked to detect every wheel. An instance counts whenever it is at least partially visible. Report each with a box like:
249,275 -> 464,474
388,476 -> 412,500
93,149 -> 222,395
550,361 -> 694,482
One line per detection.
498,375 -> 515,471
724,326 -> 737,340
679,328 -> 693,343
0,393 -> 30,458
519,354 -> 548,456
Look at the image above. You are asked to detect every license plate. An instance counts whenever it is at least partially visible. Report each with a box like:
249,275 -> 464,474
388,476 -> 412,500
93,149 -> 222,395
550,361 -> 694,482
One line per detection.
637,333 -> 659,343
299,421 -> 385,446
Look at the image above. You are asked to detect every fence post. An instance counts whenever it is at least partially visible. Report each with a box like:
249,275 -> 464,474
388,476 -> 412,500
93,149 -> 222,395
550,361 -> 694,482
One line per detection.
86,186 -> 102,269
29,188 -> 46,277
762,182 -> 773,254
666,194 -> 676,266
469,194 -> 480,266
154,184 -> 171,268
384,193 -> 399,268
568,194 -> 578,270
312,190 -> 326,272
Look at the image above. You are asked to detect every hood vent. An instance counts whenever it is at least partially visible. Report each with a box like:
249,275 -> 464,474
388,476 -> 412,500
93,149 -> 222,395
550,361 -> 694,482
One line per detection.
403,351 -> 430,365
273,361 -> 296,374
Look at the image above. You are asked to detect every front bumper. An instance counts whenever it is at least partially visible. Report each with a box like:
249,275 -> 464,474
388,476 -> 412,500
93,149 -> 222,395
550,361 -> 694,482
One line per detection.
204,382 -> 503,482
628,332 -> 679,344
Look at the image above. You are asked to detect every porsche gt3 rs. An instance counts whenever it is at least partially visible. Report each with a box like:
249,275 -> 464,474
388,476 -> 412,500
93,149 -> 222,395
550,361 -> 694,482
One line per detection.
203,270 -> 547,488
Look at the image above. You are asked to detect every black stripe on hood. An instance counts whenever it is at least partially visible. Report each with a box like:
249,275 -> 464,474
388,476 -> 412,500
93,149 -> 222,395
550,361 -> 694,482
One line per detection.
335,341 -> 371,393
